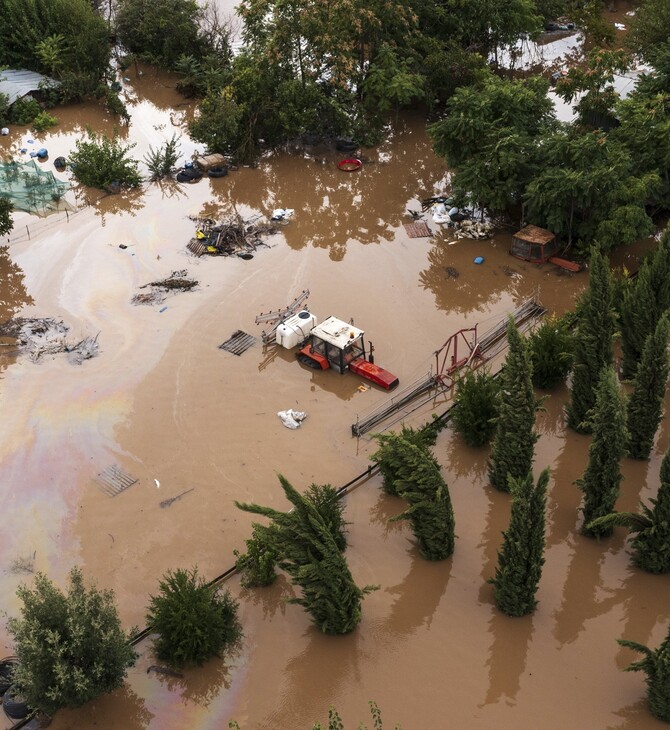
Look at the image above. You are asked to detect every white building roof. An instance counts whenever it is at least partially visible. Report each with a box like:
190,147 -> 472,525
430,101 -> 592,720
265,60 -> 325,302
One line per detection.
0,69 -> 58,105
310,316 -> 364,349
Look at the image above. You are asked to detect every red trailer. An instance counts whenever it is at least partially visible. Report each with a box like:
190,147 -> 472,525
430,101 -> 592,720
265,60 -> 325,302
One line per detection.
511,225 -> 581,272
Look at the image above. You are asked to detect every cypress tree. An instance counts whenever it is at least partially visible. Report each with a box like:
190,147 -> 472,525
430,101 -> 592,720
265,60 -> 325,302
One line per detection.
649,229 -> 670,314
528,316 -> 573,390
576,367 -> 628,538
234,522 -> 279,588
619,260 -> 657,379
452,368 -> 500,447
371,426 -> 436,496
566,248 -> 616,433
236,476 -> 375,634
586,448 -> 670,573
627,315 -> 670,459
388,437 -> 455,560
488,318 -> 538,493
489,468 -> 549,617
618,621 -> 670,723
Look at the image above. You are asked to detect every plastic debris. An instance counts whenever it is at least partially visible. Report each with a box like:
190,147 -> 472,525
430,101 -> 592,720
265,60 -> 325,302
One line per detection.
277,409 -> 307,429
474,256 -> 485,265
159,306 -> 168,313
614,22 -> 625,30
0,127 -> 8,136
432,202 -> 451,224
271,208 -> 294,221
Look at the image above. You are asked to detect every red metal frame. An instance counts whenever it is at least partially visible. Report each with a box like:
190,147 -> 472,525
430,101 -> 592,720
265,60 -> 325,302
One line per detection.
433,325 -> 484,387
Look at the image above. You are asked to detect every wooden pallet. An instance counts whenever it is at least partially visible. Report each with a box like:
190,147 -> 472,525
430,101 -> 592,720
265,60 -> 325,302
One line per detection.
403,221 -> 432,238
219,330 -> 256,355
187,239 -> 207,257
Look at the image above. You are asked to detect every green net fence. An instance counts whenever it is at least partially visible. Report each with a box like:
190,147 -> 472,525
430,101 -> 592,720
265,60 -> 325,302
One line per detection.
0,159 -> 70,216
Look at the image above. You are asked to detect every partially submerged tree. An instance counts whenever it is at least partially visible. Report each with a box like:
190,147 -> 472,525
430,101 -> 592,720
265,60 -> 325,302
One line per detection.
490,468 -> 549,617
144,134 -> 181,181
566,249 -> 616,433
528,316 -> 573,389
576,367 -> 628,538
236,476 -> 374,634
388,437 -> 455,561
69,131 -> 141,190
146,567 -> 242,667
451,368 -> 500,447
7,567 -> 136,716
488,318 -> 538,493
619,260 -> 658,379
626,315 -> 670,459
587,448 -> 670,574
234,523 -> 279,588
0,196 -> 13,237
618,621 -> 670,723
371,426 -> 437,496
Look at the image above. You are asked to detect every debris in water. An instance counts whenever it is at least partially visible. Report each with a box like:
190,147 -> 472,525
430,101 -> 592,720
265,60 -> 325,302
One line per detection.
132,270 -> 198,306
271,208 -> 294,221
7,551 -> 36,575
154,479 -> 160,488
0,318 -> 100,364
93,464 -> 138,497
445,266 -> 460,279
278,409 -> 307,429
160,488 -> 194,509
186,213 -> 276,258
454,220 -> 495,240
147,666 -> 184,679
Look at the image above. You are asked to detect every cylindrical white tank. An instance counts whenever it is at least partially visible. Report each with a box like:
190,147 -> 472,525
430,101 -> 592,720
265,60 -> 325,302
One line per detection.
276,310 -> 317,349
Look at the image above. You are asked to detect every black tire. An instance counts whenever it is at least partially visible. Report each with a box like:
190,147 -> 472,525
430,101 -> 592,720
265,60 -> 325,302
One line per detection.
53,156 -> 67,171
208,166 -> 228,178
3,685 -> 30,720
335,137 -> 358,152
298,353 -> 321,369
0,659 -> 17,696
176,170 -> 201,183
237,252 -> 254,260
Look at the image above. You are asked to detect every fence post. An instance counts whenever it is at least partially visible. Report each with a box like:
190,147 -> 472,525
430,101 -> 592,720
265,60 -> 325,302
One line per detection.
26,225 -> 30,241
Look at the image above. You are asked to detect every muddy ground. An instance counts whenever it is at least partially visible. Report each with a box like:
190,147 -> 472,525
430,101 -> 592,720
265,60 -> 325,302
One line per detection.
1,17 -> 668,730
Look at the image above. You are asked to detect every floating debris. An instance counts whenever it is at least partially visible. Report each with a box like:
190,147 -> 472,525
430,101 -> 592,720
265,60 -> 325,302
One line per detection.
7,551 -> 36,575
445,266 -> 460,279
403,221 -> 432,238
187,213 -> 277,258
454,219 -> 495,240
0,317 -> 100,364
94,465 -> 138,497
147,666 -> 184,679
219,330 -> 256,356
132,270 -> 198,305
160,488 -> 195,509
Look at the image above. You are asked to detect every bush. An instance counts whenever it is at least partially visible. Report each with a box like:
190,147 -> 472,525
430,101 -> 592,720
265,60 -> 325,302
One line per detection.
0,196 -> 13,236
69,130 -> 141,190
451,369 -> 500,447
371,426 -> 437,495
234,523 -> 279,588
528,317 -> 573,389
144,134 -> 181,180
146,567 -> 242,667
31,111 -> 58,133
9,98 -> 41,125
7,567 -> 136,716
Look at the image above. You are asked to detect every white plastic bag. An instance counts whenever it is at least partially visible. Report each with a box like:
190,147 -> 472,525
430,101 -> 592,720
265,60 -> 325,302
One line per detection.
277,409 -> 307,429
271,208 -> 295,221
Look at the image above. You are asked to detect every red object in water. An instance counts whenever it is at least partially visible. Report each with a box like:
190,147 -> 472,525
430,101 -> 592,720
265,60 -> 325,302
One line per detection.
548,256 -> 582,273
298,343 -> 330,369
349,358 -> 399,390
338,158 -> 362,172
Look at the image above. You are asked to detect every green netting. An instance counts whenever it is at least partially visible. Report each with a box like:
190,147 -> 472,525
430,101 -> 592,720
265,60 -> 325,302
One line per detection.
0,159 -> 70,216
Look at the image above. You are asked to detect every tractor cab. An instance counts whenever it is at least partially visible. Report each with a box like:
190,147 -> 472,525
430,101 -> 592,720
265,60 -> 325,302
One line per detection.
299,317 -> 366,373
298,316 -> 398,390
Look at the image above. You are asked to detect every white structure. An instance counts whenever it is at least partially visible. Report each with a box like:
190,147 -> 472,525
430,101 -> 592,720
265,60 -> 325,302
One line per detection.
0,69 -> 59,106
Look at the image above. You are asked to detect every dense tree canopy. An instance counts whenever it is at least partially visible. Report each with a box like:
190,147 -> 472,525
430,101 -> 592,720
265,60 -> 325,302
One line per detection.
0,0 -> 110,93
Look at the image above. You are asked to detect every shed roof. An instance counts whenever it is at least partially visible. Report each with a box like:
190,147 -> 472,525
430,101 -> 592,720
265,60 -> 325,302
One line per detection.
513,224 -> 556,245
0,69 -> 58,105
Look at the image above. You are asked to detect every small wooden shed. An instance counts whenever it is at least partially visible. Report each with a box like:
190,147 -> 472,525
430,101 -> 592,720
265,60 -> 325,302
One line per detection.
511,225 -> 560,264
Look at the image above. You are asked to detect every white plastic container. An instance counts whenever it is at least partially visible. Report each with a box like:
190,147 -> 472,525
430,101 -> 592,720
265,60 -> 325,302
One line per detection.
276,310 -> 317,349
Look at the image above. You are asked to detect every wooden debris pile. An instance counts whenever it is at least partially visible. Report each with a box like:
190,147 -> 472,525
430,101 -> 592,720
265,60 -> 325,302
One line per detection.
132,270 -> 198,305
453,219 -> 495,240
0,317 -> 100,364
187,214 -> 277,258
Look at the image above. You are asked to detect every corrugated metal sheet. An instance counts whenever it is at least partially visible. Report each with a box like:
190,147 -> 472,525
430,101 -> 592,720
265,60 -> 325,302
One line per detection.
0,69 -> 58,105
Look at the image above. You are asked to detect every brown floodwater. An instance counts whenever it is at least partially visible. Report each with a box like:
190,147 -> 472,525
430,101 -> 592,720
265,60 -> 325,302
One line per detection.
0,45 -> 668,730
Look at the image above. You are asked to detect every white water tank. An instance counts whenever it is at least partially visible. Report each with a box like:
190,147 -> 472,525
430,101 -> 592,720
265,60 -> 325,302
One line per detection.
276,310 -> 317,349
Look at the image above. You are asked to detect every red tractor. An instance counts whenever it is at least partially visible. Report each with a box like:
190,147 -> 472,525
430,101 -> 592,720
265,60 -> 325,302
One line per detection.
276,312 -> 399,390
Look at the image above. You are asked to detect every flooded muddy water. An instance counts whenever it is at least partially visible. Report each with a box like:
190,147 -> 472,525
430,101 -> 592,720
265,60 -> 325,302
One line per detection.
0,46 -> 668,730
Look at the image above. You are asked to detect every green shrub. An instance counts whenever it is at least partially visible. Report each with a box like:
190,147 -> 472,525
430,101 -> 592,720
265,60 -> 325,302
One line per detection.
69,130 -> 141,190
371,426 -> 436,495
451,369 -> 500,447
9,98 -> 41,125
7,567 -> 136,716
144,134 -> 181,180
146,567 -> 242,667
234,523 -> 279,588
0,196 -> 13,236
528,317 -> 573,389
31,111 -> 58,132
